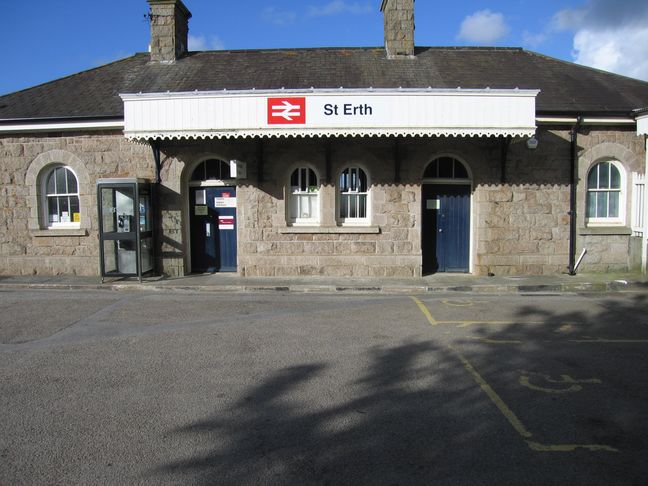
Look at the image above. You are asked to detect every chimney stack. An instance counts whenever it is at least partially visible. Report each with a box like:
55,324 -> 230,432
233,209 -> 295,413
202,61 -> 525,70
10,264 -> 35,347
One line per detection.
147,0 -> 192,63
381,0 -> 415,58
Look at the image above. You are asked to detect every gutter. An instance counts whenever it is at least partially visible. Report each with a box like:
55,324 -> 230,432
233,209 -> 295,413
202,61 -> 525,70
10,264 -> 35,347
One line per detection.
0,117 -> 124,133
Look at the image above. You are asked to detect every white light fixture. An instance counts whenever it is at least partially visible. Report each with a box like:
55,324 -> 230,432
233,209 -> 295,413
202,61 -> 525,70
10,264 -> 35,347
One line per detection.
526,136 -> 539,150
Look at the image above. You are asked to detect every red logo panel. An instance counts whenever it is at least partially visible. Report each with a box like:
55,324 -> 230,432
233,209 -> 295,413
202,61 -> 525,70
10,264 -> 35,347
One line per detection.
267,97 -> 306,125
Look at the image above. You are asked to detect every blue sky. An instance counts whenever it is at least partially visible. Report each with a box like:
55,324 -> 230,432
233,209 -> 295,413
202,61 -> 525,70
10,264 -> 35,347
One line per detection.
2,0 -> 648,96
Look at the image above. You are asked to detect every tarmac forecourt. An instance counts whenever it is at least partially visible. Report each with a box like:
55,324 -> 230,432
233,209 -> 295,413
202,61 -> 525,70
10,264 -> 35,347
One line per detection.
410,296 -> 648,454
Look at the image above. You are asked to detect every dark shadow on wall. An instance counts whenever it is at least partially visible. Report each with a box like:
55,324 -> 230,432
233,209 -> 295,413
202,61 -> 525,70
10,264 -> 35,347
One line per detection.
144,293 -> 648,484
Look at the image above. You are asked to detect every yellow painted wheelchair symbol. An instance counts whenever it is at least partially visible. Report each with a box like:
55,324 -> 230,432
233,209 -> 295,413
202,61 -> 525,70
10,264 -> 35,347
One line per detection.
441,299 -> 486,307
519,371 -> 601,394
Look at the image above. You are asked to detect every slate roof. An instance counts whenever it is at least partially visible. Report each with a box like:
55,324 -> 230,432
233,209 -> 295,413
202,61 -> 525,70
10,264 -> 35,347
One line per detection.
2,46 -> 648,121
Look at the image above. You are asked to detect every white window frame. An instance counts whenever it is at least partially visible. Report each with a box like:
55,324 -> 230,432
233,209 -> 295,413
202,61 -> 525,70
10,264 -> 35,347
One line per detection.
338,166 -> 370,225
289,167 -> 320,225
586,160 -> 626,227
42,165 -> 81,229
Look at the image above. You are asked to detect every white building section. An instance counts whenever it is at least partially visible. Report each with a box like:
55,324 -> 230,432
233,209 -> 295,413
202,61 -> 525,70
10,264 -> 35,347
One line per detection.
637,113 -> 648,273
121,88 -> 539,141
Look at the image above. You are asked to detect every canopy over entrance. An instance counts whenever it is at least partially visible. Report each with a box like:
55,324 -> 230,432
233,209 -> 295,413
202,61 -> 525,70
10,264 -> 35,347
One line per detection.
121,88 -> 539,141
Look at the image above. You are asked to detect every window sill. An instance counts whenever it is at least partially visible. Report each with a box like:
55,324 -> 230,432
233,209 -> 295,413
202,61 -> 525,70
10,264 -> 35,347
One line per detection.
31,228 -> 88,237
579,226 -> 632,236
280,226 -> 381,234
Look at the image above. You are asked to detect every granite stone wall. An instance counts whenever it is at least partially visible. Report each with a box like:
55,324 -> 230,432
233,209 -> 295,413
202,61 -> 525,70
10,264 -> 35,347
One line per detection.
0,127 -> 644,278
0,132 -> 153,276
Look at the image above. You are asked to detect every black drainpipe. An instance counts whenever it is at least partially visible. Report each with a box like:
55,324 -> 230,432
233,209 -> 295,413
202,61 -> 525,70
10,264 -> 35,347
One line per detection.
568,117 -> 583,275
151,140 -> 162,184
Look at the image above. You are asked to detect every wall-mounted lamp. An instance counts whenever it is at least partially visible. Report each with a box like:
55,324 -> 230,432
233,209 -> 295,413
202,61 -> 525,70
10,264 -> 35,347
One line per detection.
526,136 -> 539,150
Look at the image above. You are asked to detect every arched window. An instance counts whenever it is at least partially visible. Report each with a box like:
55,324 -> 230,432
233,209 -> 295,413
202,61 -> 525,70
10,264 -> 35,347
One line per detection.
424,156 -> 469,180
289,167 -> 320,224
339,166 -> 368,222
43,166 -> 80,228
586,161 -> 624,224
191,159 -> 231,182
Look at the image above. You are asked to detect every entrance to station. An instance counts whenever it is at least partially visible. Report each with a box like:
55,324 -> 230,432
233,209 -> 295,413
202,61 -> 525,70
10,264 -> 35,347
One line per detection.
190,186 -> 237,273
422,184 -> 471,273
421,156 -> 472,274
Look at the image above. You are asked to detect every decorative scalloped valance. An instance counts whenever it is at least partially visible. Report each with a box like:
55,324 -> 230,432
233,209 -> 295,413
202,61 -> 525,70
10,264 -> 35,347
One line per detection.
121,88 -> 539,141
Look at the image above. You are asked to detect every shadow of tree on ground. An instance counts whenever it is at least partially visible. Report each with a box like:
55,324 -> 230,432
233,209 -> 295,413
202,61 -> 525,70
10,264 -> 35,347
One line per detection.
150,294 -> 648,485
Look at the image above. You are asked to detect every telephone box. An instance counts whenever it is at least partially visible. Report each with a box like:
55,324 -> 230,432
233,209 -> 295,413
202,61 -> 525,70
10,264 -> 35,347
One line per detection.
97,178 -> 155,281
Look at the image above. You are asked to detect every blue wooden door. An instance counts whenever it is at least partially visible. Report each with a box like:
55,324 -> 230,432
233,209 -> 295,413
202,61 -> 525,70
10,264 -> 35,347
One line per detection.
190,187 -> 237,273
422,185 -> 470,273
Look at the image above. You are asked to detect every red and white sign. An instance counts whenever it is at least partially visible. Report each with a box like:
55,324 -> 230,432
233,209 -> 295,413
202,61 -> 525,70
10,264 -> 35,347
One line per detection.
267,97 -> 306,125
218,216 -> 235,230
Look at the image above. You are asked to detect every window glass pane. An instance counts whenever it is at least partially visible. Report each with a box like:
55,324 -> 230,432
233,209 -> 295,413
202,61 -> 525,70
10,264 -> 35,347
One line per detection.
70,196 -> 80,222
56,167 -> 66,194
308,169 -> 317,188
609,191 -> 619,218
205,161 -> 219,180
358,194 -> 367,218
424,160 -> 438,178
340,169 -> 349,192
48,197 -> 59,223
349,194 -> 357,218
291,169 -> 299,188
610,165 -> 621,189
299,195 -> 312,219
300,168 -> 307,192
191,162 -> 205,181
587,192 -> 596,218
587,167 -> 598,189
219,160 -> 231,179
596,192 -> 608,218
66,169 -> 78,193
439,157 -> 453,178
358,168 -> 367,192
599,163 -> 609,189
46,172 -> 56,195
454,160 -> 468,179
340,195 -> 349,218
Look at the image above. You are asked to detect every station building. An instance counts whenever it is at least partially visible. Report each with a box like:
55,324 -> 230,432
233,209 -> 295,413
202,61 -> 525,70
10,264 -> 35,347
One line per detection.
1,0 -> 648,278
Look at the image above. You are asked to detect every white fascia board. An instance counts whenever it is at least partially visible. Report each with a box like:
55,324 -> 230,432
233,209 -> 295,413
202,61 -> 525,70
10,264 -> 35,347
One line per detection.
121,88 -> 539,141
536,116 -> 636,125
637,114 -> 648,135
0,119 -> 124,134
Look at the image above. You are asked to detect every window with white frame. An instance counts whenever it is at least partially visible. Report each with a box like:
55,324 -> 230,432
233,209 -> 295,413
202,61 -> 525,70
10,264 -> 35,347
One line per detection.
44,166 -> 80,228
289,167 -> 320,224
339,166 -> 369,223
586,161 -> 624,225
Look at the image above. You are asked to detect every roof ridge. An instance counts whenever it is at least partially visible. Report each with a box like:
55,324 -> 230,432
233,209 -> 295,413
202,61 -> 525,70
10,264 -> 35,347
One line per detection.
523,49 -> 648,86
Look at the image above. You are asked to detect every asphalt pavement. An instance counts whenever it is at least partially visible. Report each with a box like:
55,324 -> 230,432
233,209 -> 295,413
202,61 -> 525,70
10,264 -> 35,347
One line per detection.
1,289 -> 647,485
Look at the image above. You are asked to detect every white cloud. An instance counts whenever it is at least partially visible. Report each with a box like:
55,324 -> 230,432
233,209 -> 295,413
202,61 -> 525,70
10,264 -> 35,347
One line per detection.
550,0 -> 648,80
307,1 -> 372,17
188,34 -> 225,51
262,7 -> 297,26
522,30 -> 548,49
572,26 -> 648,80
457,10 -> 509,44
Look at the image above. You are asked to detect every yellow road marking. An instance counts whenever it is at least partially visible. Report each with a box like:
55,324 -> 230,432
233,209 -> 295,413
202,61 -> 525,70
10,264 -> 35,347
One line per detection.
527,441 -> 618,452
441,299 -> 487,307
410,296 -> 619,453
410,296 -> 437,326
568,338 -> 648,344
451,345 -> 532,439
